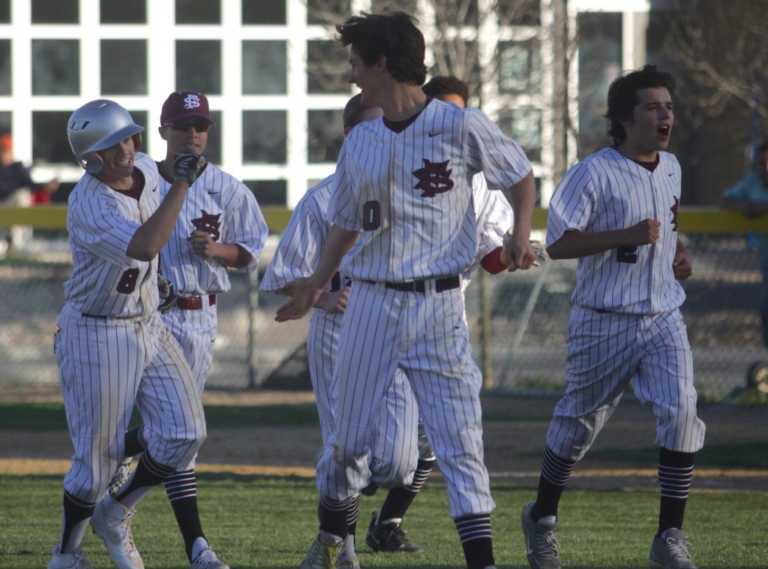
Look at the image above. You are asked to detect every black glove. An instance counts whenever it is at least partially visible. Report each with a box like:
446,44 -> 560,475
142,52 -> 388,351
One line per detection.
158,275 -> 177,313
173,153 -> 206,185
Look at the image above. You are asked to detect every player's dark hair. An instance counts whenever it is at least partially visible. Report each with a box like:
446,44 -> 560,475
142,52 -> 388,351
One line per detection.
337,12 -> 427,85
605,64 -> 675,144
423,76 -> 470,105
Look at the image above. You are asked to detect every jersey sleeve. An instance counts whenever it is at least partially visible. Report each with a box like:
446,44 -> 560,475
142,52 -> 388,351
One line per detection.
464,109 -> 532,190
472,174 -> 514,263
222,180 -> 269,271
546,161 -> 596,247
329,144 -> 361,231
260,198 -> 325,292
69,190 -> 142,267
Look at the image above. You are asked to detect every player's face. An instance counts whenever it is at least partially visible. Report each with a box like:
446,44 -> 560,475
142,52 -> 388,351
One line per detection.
622,87 -> 674,153
436,94 -> 466,109
348,48 -> 385,106
162,119 -> 209,156
99,136 -> 136,179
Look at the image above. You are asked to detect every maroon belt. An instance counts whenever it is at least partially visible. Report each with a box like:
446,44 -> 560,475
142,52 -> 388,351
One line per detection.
176,294 -> 216,310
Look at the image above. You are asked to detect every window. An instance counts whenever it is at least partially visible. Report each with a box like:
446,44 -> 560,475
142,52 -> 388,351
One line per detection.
497,0 -> 540,26
371,0 -> 418,14
176,0 -> 220,24
498,39 -> 540,94
242,0 -> 285,24
244,179 -> 287,206
0,40 -> 10,96
498,107 -> 542,163
0,1 -> 9,23
206,110 -> 222,165
242,41 -> 287,95
33,112 -> 73,164
307,40 -> 349,94
242,111 -> 286,163
433,0 -> 478,25
176,40 -> 221,95
307,0 -> 350,25
308,110 -> 344,163
32,0 -> 78,23
101,0 -> 146,24
32,40 -> 79,96
101,40 -> 147,95
0,111 -> 10,135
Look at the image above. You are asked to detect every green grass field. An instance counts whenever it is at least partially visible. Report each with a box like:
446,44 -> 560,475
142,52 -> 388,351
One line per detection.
1,474 -> 765,569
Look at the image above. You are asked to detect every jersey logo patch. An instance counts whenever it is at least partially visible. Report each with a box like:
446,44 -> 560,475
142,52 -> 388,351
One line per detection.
412,159 -> 454,198
670,196 -> 679,232
191,209 -> 221,241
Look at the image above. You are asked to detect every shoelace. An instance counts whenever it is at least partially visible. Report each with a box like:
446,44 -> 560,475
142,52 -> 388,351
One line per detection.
534,527 -> 560,559
665,536 -> 692,561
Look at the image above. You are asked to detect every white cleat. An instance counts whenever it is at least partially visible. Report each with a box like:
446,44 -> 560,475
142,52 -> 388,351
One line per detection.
91,495 -> 144,569
47,545 -> 94,569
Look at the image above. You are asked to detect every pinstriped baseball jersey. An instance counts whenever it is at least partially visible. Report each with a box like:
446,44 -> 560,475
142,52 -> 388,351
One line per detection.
546,148 -> 685,314
63,153 -> 161,318
158,163 -> 268,295
331,98 -> 530,282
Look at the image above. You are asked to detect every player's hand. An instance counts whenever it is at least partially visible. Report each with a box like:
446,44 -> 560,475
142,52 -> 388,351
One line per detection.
673,247 -> 693,280
626,219 -> 660,246
503,232 -> 537,270
314,287 -> 351,313
275,277 -> 322,322
189,230 -> 218,259
174,153 -> 206,185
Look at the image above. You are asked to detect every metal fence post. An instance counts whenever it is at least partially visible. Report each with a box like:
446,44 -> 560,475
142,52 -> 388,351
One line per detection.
246,269 -> 260,389
479,270 -> 495,390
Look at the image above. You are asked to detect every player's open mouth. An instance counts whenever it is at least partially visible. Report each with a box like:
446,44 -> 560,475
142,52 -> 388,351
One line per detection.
657,124 -> 671,137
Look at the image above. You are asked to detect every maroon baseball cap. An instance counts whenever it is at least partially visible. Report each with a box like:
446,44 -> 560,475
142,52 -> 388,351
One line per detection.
160,91 -> 214,126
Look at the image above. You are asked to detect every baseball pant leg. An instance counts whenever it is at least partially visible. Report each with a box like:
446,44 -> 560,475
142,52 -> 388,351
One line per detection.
368,367 -> 419,488
316,282 -> 403,501
634,309 -> 705,453
57,316 -> 144,502
546,307 -> 643,462
400,287 -> 494,519
135,317 -> 206,471
307,310 -> 343,445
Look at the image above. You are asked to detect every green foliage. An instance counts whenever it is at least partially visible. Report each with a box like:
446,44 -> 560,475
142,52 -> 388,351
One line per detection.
1,475 -> 765,568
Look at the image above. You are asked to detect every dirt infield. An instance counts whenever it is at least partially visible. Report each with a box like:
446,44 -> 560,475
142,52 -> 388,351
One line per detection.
1,387 -> 766,491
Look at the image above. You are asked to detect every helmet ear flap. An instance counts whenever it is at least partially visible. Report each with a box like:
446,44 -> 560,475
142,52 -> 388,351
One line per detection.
82,152 -> 104,175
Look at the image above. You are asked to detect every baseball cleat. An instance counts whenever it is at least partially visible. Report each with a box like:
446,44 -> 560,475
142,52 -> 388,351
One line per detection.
521,501 -> 560,569
298,531 -> 343,569
108,455 -> 139,497
47,545 -> 94,569
365,511 -> 420,552
91,495 -> 144,569
190,546 -> 231,569
649,528 -> 697,569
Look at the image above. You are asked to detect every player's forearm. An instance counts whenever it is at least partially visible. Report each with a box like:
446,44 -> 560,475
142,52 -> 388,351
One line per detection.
211,243 -> 252,268
502,171 -> 535,241
127,180 -> 189,261
308,225 -> 358,290
547,229 -> 639,259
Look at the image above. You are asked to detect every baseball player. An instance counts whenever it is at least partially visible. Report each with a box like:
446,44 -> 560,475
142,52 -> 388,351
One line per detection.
520,65 -> 705,569
276,13 -> 536,569
111,91 -> 268,569
48,99 -> 207,569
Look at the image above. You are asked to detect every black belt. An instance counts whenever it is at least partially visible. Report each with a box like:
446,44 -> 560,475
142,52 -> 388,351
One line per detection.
363,275 -> 460,293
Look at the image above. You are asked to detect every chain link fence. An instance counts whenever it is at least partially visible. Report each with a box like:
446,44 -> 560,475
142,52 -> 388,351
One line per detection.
1,232 -> 765,401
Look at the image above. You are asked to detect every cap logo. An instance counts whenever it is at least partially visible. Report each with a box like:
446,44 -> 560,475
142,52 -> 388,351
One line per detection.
183,94 -> 201,110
